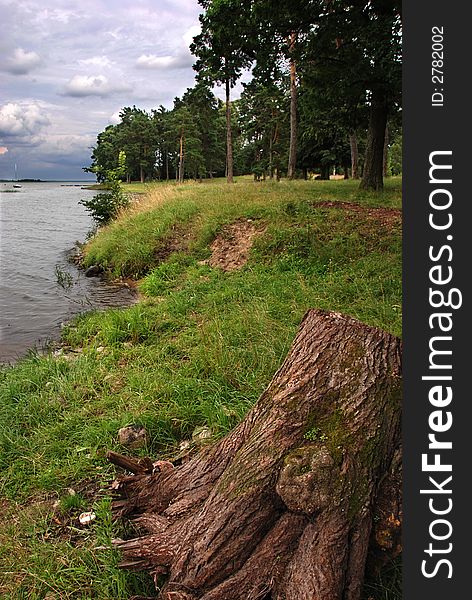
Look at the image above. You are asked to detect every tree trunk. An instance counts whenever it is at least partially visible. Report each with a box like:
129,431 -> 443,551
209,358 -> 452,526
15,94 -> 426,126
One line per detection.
343,159 -> 350,179
349,132 -> 359,179
109,310 -> 402,600
178,132 -> 184,184
225,79 -> 234,184
360,88 -> 388,191
140,165 -> 145,184
320,163 -> 330,180
271,121 -> 279,180
287,32 -> 298,179
383,124 -> 389,178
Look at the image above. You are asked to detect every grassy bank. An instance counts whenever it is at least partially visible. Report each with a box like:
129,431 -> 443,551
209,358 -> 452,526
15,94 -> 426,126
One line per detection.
0,177 -> 401,598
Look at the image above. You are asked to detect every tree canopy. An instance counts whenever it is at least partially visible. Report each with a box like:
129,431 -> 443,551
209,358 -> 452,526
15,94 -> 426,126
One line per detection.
85,0 -> 402,189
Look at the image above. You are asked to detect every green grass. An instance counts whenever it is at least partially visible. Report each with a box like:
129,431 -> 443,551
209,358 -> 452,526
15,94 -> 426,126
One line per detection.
0,177 -> 402,598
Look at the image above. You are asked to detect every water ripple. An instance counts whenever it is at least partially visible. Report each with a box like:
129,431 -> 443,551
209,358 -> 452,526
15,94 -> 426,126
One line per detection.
0,182 -> 136,363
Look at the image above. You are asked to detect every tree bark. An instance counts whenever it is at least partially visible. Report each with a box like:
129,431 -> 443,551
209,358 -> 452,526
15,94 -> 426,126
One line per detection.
383,124 -> 389,178
178,132 -> 184,184
287,32 -> 298,179
343,159 -> 350,179
269,127 -> 274,180
109,310 -> 402,600
349,132 -> 360,180
360,88 -> 388,191
225,79 -> 234,184
320,163 -> 330,180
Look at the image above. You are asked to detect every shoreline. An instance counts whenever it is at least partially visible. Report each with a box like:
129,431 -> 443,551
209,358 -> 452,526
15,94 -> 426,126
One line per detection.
1,245 -> 139,367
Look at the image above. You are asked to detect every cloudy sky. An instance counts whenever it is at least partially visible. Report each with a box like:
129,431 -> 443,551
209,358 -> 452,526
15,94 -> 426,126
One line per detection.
0,0 -> 206,180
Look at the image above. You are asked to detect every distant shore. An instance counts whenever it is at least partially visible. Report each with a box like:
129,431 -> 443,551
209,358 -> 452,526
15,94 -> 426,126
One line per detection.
0,179 -> 96,183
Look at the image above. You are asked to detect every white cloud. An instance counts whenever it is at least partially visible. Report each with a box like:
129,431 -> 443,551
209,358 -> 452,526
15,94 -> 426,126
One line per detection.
0,101 -> 50,138
182,24 -> 201,48
3,48 -> 42,75
35,8 -> 78,25
78,56 -> 115,69
109,110 -> 122,125
62,75 -> 130,97
135,24 -> 199,71
135,49 -> 193,70
106,27 -> 126,41
136,54 -> 177,69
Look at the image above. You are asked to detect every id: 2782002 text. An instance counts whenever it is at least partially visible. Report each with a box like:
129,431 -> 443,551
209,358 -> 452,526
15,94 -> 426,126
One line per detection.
431,26 -> 445,107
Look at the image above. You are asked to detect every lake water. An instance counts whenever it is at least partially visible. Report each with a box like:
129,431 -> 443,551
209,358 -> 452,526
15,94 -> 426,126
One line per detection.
0,182 -> 137,363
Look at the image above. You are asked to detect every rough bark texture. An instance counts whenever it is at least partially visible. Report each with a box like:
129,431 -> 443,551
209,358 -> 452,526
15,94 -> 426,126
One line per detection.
360,89 -> 388,191
383,124 -> 389,178
225,79 -> 234,184
109,310 -> 402,600
287,32 -> 298,179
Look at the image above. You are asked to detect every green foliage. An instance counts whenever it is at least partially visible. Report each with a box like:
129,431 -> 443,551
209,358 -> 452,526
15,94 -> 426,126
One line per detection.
83,194 -> 200,277
191,0 -> 254,88
54,265 -> 73,289
84,1 -> 401,189
178,83 -> 227,177
171,105 -> 205,181
58,492 -> 86,513
118,107 -> 157,182
80,152 -> 129,225
388,130 -> 402,176
85,86 -> 228,183
79,190 -> 119,226
304,426 -> 327,442
191,0 -> 401,187
238,76 -> 290,178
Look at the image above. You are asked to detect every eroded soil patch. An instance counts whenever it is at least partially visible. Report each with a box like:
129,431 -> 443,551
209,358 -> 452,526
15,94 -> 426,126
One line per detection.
208,218 -> 266,271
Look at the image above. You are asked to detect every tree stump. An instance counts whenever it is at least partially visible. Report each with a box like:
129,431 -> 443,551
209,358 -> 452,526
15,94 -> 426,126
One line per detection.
108,309 -> 402,600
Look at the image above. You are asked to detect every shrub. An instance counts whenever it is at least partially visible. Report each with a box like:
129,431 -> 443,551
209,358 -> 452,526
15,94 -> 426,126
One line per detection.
80,183 -> 128,225
80,150 -> 129,225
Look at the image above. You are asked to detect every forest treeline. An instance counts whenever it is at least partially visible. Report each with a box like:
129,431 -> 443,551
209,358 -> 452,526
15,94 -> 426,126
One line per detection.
85,0 -> 402,190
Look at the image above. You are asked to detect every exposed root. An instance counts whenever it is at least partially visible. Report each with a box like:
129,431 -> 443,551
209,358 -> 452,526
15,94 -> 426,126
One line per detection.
107,310 -> 402,600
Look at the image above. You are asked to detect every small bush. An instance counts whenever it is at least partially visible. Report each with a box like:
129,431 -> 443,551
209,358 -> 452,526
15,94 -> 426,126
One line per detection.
80,184 -> 129,225
81,150 -> 129,225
